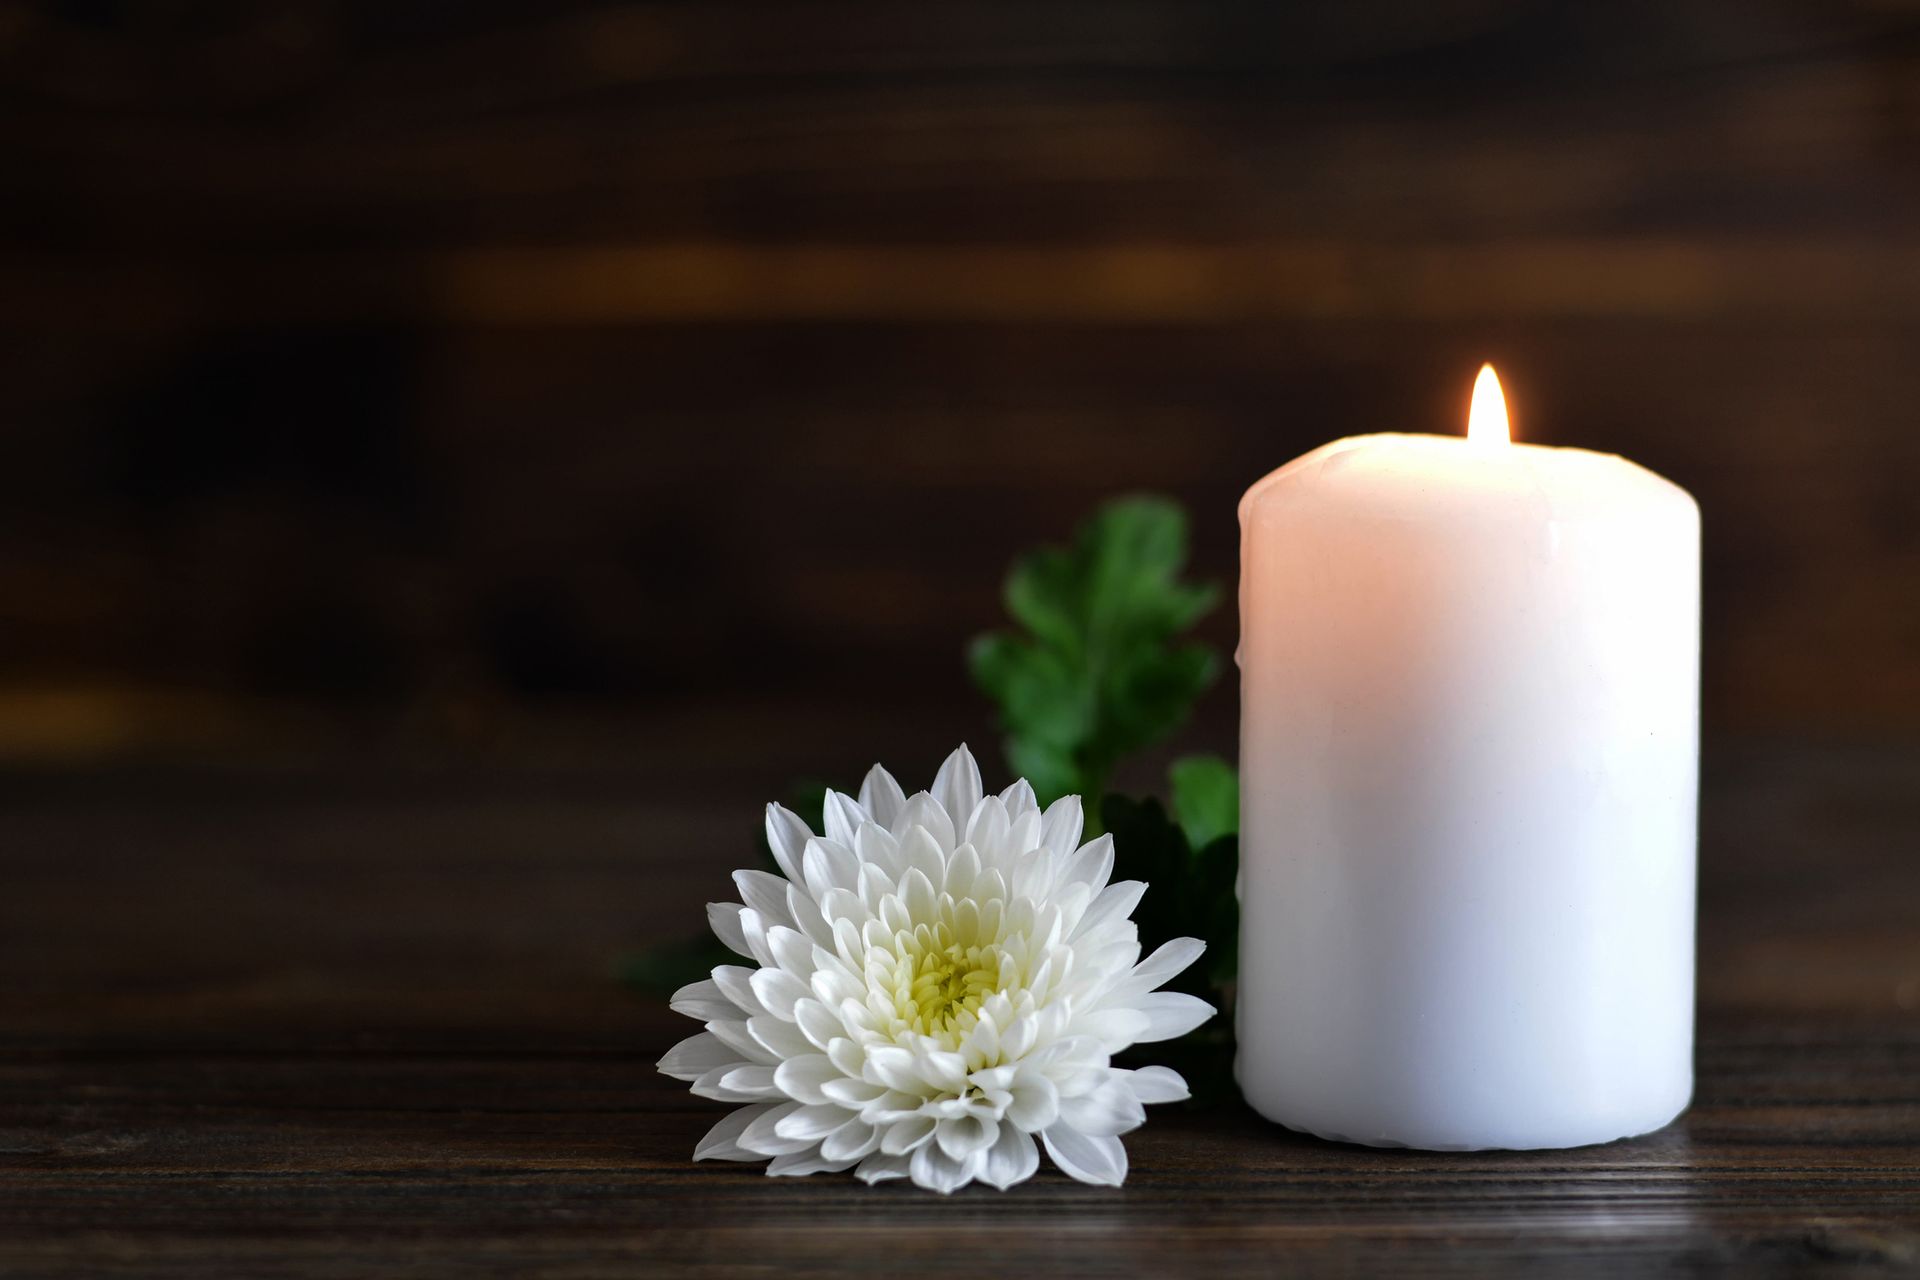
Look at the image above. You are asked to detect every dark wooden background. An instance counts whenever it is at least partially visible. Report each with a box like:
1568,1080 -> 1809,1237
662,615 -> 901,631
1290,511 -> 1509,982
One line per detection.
2,0 -> 1919,768
2,1 -> 1919,1274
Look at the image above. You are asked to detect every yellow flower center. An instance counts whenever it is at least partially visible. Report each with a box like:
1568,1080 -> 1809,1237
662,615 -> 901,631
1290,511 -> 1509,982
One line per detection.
892,924 -> 1004,1037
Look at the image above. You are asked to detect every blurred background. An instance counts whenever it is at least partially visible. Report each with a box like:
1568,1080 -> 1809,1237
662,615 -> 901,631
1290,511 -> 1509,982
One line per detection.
3,1 -> 1918,798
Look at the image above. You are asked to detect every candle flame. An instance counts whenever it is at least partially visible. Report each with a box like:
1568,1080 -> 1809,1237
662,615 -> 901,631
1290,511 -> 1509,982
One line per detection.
1468,363 -> 1510,446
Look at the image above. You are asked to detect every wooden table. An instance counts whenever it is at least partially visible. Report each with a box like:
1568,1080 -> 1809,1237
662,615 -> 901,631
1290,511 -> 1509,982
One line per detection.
3,739 -> 1917,1276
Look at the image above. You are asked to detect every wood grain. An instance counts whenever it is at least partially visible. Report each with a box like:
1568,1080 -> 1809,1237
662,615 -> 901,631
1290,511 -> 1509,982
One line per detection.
1,738 -> 1916,1276
2,0 -> 1920,759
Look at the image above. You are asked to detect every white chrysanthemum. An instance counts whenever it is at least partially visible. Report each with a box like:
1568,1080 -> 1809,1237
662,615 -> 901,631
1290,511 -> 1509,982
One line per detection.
658,744 -> 1214,1194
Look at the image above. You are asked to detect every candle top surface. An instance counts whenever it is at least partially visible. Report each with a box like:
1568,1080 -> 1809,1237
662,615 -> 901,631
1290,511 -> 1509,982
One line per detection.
1240,433 -> 1696,528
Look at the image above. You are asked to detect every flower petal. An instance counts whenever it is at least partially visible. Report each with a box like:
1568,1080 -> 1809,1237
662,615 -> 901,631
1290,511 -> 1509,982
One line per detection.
786,884 -> 835,948
705,1017 -> 777,1065
1040,794 -> 1084,859
1043,1125 -> 1129,1187
898,867 -> 937,926
1057,1077 -> 1146,1137
775,1102 -> 856,1141
1134,991 -> 1216,1043
1005,1073 -> 1059,1131
969,866 -> 1010,910
879,1114 -> 937,1155
820,1076 -> 888,1107
1071,880 -> 1147,942
858,765 -> 908,829
829,915 -> 865,968
767,1149 -> 857,1177
999,778 -> 1038,819
977,1124 -> 1039,1190
732,870 -> 795,928
738,1101 -> 814,1155
765,803 -> 813,885
893,792 -> 955,854
910,1140 -> 976,1195
821,790 -> 866,848
801,839 -> 860,901
1075,1007 -> 1151,1052
1121,1065 -> 1191,1105
706,902 -> 751,957
854,1153 -> 911,1184
863,1046 -> 922,1094
736,908 -> 776,967
931,745 -> 983,832
691,1064 -> 775,1102
935,1114 -> 998,1162
944,844 -> 982,900
772,1053 -> 840,1105
964,796 -> 1010,859
876,891 -> 911,935
1005,810 -> 1043,859
1062,833 -> 1114,895
715,1064 -> 783,1099
1010,848 -> 1054,903
748,967 -> 811,1022
817,887 -> 870,930
913,1047 -> 970,1094
1040,1039 -> 1112,1096
999,1012 -> 1040,1062
821,1117 -> 881,1162
709,965 -> 768,1018
826,1035 -> 866,1079
657,1031 -> 740,1081
765,926 -> 815,978
1050,881 -> 1094,938
896,826 -> 946,892
1126,937 -> 1207,995
792,998 -> 842,1052
695,1103 -> 774,1161
860,1089 -> 927,1125
855,863 -> 896,912
668,978 -> 735,1023
747,1015 -> 814,1060
853,822 -> 902,878
961,1011 -> 999,1070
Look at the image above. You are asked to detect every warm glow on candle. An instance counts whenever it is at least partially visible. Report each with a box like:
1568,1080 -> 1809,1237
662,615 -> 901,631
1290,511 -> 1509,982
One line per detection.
1468,363 -> 1510,446
1237,373 -> 1702,1152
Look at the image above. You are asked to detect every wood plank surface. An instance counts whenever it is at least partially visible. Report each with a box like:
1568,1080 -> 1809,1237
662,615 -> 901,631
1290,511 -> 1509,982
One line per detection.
1,736 -> 1916,1276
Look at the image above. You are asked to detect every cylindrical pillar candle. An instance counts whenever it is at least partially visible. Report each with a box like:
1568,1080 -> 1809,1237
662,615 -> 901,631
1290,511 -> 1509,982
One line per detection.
1235,368 -> 1698,1150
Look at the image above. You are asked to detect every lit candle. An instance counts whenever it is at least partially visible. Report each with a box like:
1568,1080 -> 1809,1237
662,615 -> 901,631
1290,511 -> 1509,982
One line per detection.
1235,366 -> 1699,1150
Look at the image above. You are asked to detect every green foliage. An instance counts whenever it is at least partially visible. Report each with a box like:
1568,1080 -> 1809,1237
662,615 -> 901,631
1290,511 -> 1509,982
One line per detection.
1169,753 -> 1239,849
1102,791 -> 1240,1103
1103,794 -> 1238,996
969,497 -> 1222,812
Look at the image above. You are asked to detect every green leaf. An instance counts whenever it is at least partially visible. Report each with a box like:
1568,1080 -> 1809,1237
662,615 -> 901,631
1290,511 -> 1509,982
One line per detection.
1101,793 -> 1237,998
967,634 -> 1091,753
1003,736 -> 1081,812
970,496 -> 1221,807
1102,792 -> 1240,1102
1169,754 -> 1239,850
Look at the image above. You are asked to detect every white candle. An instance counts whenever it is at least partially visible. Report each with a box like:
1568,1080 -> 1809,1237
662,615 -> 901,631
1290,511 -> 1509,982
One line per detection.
1235,367 -> 1698,1150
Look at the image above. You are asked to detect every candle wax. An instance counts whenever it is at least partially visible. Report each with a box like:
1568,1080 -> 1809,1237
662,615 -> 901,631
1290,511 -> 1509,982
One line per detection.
1236,432 -> 1699,1151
